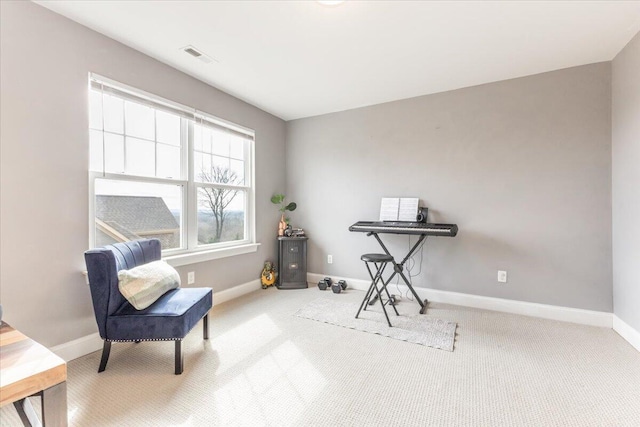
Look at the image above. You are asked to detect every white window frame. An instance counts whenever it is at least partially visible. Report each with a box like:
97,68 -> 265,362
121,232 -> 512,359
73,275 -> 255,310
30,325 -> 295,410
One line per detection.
88,74 -> 258,266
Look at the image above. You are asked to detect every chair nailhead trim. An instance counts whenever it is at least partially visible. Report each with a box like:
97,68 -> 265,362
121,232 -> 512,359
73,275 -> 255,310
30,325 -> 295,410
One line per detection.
109,338 -> 183,342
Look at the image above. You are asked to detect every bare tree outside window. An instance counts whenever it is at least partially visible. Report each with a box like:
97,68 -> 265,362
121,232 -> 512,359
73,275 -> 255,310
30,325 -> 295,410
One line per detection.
198,166 -> 241,243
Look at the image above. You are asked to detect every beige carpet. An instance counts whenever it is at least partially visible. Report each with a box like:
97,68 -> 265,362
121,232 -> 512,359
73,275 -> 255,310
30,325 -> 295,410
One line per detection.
2,288 -> 640,426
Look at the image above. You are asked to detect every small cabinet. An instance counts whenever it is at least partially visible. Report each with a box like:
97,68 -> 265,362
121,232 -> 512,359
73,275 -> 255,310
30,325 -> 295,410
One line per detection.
277,236 -> 308,289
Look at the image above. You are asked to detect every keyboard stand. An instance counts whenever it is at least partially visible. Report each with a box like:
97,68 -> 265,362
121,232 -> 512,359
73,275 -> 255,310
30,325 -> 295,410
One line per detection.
366,231 -> 429,314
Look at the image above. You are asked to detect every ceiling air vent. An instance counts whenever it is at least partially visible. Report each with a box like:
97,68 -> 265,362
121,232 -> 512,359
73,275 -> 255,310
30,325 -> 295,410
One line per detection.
181,45 -> 214,64
184,46 -> 202,57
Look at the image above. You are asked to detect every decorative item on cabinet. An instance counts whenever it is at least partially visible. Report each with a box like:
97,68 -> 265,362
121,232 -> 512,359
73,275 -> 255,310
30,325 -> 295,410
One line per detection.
271,194 -> 297,236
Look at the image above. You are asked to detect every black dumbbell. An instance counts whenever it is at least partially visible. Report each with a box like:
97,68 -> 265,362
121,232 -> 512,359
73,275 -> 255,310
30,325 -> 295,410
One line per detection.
332,280 -> 347,294
318,277 -> 333,290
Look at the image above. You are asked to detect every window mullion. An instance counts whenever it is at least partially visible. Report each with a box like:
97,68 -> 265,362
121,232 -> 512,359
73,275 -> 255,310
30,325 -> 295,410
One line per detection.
100,85 -> 106,176
122,102 -> 127,174
96,172 -> 186,186
196,182 -> 249,191
154,110 -> 158,179
186,120 -> 197,251
246,138 -> 254,242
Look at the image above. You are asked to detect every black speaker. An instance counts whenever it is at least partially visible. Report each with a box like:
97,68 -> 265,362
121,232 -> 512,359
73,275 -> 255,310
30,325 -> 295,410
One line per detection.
416,207 -> 429,223
277,237 -> 308,289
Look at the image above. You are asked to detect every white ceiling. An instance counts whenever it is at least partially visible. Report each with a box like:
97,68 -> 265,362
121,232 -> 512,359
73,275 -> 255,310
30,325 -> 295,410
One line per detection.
36,1 -> 640,121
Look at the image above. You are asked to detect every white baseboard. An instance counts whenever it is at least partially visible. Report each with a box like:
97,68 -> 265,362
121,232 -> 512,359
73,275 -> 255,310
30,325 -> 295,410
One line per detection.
308,273 -> 612,328
50,332 -> 103,362
49,279 -> 262,362
613,315 -> 640,352
213,279 -> 262,305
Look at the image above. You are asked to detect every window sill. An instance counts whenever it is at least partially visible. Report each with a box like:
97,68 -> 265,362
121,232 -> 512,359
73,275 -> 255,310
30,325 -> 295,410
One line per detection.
163,243 -> 260,267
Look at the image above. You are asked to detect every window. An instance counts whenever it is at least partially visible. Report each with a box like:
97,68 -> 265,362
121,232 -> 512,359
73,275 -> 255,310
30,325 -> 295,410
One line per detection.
89,75 -> 256,263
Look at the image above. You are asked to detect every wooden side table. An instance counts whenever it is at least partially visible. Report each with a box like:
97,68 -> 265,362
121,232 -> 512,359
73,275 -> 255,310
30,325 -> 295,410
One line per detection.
0,321 -> 68,426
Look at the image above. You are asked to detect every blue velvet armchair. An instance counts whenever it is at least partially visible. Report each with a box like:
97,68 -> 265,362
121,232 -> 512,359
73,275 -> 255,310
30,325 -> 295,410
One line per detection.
84,239 -> 212,375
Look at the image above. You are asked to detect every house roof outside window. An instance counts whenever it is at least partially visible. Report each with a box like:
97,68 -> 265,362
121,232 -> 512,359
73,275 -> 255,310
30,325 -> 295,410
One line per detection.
95,195 -> 179,248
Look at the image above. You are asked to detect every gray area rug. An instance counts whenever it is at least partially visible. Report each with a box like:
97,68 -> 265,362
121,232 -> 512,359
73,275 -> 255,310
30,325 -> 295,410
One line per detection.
294,298 -> 457,351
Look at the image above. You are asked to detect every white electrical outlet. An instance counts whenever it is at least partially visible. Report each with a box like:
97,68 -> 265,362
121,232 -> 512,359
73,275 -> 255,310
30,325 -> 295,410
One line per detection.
327,255 -> 333,264
497,270 -> 507,283
187,271 -> 195,285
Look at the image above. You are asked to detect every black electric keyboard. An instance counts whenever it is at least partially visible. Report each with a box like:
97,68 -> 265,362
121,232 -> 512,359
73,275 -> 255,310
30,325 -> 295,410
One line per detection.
349,221 -> 458,237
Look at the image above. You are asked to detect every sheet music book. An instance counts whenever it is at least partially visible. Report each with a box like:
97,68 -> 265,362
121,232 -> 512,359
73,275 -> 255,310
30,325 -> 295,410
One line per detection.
379,197 -> 419,221
380,198 -> 400,221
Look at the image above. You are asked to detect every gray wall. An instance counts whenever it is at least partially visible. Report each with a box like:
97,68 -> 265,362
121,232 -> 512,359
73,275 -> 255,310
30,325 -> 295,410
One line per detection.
612,32 -> 640,331
287,63 -> 612,312
0,1 -> 286,347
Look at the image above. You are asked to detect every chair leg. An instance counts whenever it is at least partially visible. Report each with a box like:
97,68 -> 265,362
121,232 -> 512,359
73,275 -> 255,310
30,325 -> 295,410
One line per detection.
203,314 -> 209,340
355,281 -> 377,319
356,263 -> 377,318
374,279 -> 393,327
175,340 -> 183,375
357,262 -> 379,316
368,262 -> 388,311
98,340 -> 111,373
356,262 -> 387,319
